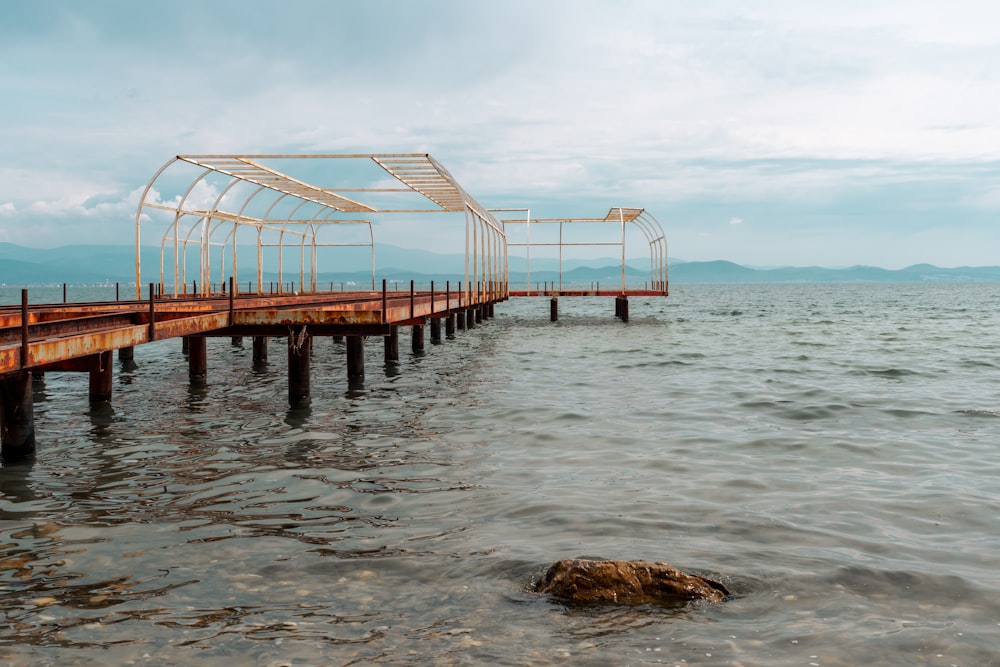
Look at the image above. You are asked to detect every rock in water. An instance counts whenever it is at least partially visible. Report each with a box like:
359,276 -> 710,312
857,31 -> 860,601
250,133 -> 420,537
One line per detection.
533,558 -> 730,605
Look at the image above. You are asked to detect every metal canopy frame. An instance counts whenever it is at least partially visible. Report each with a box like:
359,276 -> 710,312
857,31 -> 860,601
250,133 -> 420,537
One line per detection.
498,207 -> 667,294
135,154 -> 506,301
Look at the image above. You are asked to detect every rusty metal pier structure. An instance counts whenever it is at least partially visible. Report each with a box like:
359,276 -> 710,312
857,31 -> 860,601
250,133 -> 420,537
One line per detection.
1,153 -> 667,463
498,206 -> 667,322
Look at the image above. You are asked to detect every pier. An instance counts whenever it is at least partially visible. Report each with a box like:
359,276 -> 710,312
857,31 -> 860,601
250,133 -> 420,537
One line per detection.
1,153 -> 667,462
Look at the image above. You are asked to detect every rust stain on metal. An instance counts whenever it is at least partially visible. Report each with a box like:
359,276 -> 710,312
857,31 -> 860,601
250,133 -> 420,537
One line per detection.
1,291 -> 494,376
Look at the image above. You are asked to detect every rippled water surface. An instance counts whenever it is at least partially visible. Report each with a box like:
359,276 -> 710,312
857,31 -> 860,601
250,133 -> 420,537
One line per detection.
2,283 -> 1000,665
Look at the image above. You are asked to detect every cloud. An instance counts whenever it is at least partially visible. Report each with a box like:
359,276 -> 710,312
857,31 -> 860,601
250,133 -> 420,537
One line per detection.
729,217 -> 744,225
2,1 -> 1000,267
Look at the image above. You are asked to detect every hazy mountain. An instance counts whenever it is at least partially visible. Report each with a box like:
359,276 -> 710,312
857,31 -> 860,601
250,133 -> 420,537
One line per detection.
3,242 -> 1000,285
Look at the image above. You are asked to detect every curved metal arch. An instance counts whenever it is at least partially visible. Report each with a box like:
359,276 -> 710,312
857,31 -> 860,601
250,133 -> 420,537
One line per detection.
134,156 -> 180,298
159,167 -> 215,296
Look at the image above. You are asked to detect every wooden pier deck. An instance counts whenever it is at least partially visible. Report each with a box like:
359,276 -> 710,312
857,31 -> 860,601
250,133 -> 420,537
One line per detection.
0,283 -> 505,461
1,152 -> 669,463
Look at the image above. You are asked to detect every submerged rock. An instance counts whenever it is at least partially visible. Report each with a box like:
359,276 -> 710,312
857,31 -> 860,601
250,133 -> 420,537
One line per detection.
534,558 -> 730,605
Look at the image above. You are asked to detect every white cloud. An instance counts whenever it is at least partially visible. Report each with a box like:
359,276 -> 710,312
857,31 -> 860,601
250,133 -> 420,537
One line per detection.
2,1 -> 1000,266
729,217 -> 744,225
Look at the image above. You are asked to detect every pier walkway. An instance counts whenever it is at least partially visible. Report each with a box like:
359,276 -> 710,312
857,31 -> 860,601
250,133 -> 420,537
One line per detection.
1,153 -> 667,462
0,282 -> 502,460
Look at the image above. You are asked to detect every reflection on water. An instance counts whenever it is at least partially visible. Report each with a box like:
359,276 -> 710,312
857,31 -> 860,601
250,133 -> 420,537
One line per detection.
2,286 -> 1000,665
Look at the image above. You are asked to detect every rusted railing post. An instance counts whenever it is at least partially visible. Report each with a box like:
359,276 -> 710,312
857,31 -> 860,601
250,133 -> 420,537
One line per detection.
148,283 -> 156,341
228,277 -> 235,327
20,290 -> 28,369
381,279 -> 387,324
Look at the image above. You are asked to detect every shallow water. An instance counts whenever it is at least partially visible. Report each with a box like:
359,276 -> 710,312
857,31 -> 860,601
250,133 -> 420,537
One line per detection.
2,283 -> 1000,665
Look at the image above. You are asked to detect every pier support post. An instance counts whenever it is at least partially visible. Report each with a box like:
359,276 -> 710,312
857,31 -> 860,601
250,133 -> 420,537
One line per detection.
412,324 -> 425,354
118,346 -> 134,362
252,336 -> 268,366
384,326 -> 399,364
231,336 -> 244,347
615,296 -> 629,323
430,317 -> 441,343
466,308 -> 475,330
475,307 -> 483,324
446,313 -> 456,338
456,311 -> 466,331
188,336 -> 207,384
288,330 -> 311,405
550,297 -> 558,322
0,371 -> 35,461
89,351 -> 113,403
181,336 -> 190,356
346,335 -> 365,383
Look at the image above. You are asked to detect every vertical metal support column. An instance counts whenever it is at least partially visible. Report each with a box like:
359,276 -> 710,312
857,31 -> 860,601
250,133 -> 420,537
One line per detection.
550,297 -> 559,322
446,313 -> 456,337
430,317 -> 441,343
118,346 -> 134,362
0,371 -> 35,460
346,335 -> 365,383
475,306 -> 483,323
181,336 -> 190,356
231,337 -> 244,347
288,330 -> 311,405
456,311 -> 466,331
188,336 -> 207,384
253,336 -> 268,366
412,324 -> 425,354
618,296 -> 629,323
89,351 -> 114,403
466,308 -> 475,329
384,326 -> 399,364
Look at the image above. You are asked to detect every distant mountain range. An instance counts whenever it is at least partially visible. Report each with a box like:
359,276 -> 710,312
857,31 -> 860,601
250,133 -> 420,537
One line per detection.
2,242 -> 1000,285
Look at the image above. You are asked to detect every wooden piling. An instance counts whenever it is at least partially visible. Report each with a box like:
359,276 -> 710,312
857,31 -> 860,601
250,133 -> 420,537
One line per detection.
0,371 -> 35,460
384,326 -> 399,364
287,330 -> 311,404
188,336 -> 207,383
89,350 -> 113,403
412,324 -> 425,354
346,335 -> 365,383
252,336 -> 268,366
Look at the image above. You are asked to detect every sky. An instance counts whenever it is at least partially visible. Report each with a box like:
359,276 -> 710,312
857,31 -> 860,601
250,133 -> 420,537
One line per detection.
2,0 -> 1000,269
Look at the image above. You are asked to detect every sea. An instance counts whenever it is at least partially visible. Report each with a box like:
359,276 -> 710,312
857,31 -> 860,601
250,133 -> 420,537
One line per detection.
1,282 -> 999,666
